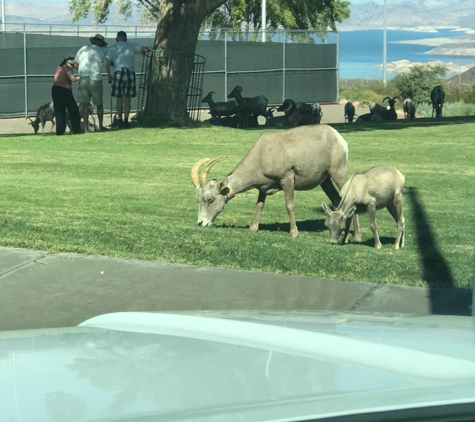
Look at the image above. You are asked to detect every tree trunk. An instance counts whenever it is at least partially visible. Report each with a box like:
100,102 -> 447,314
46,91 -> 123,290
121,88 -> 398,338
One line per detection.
141,0 -> 226,125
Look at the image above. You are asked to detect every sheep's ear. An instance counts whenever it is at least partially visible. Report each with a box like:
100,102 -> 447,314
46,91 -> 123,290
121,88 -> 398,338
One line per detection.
218,177 -> 229,192
347,205 -> 357,219
322,202 -> 333,216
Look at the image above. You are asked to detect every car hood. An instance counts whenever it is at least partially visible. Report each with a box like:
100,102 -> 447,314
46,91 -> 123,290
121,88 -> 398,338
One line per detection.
1,310 -> 475,422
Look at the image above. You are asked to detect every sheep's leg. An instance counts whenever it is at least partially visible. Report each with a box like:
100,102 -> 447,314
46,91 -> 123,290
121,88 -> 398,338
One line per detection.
342,217 -> 352,244
368,203 -> 381,249
387,198 -> 405,249
51,120 -> 55,133
250,191 -> 267,233
280,174 -> 298,238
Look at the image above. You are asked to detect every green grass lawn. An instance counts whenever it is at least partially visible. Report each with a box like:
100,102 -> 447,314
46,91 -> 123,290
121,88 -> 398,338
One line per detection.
1,117 -> 474,289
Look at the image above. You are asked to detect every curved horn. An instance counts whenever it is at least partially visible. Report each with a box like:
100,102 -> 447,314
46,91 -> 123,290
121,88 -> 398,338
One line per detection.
199,156 -> 227,187
382,96 -> 390,102
191,158 -> 210,188
393,96 -> 401,101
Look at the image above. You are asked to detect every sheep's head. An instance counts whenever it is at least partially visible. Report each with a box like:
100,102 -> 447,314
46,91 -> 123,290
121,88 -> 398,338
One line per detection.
191,157 -> 232,227
227,85 -> 242,99
383,96 -> 401,109
201,91 -> 215,103
277,99 -> 295,115
28,118 -> 39,134
322,202 -> 355,245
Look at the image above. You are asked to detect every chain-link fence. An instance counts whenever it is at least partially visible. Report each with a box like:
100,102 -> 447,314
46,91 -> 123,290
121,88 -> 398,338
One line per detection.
0,24 -> 339,119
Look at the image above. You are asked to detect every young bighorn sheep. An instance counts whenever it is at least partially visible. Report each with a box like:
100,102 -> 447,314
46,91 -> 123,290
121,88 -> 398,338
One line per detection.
322,165 -> 405,249
201,91 -> 239,118
191,125 -> 361,239
28,102 -> 55,134
227,85 -> 268,128
430,85 -> 445,118
403,98 -> 416,119
344,102 -> 355,122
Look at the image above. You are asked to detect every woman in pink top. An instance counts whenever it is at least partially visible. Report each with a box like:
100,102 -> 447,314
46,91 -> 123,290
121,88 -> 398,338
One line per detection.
52,55 -> 81,135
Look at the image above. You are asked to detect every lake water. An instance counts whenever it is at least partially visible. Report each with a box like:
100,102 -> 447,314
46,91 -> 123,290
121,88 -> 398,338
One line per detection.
339,29 -> 475,79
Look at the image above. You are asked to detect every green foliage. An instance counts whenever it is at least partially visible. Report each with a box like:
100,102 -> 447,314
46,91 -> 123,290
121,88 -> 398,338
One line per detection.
416,101 -> 475,117
389,64 -> 448,103
203,0 -> 351,32
339,80 -> 400,105
1,123 -> 474,289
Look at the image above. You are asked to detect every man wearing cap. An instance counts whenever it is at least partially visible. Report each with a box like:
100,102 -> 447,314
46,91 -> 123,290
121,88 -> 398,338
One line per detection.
106,31 -> 149,128
75,34 -> 108,132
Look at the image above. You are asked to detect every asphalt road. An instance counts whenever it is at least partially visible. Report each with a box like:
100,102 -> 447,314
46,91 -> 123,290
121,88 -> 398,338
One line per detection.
0,247 -> 472,331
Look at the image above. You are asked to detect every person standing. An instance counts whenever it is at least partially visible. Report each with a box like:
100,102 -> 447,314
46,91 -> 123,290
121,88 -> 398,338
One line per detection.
51,54 -> 81,135
106,31 -> 149,128
75,33 -> 108,132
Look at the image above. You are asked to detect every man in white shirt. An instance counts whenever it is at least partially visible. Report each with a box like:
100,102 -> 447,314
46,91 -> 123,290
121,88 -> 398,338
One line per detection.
106,31 -> 149,129
76,34 -> 108,132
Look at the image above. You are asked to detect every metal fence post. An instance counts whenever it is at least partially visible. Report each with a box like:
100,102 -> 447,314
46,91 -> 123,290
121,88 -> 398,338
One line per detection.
224,30 -> 228,102
336,30 -> 340,104
23,28 -> 28,118
282,30 -> 286,103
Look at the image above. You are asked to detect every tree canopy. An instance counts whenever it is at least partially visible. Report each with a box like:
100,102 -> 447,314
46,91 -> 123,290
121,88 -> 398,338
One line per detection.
204,0 -> 350,32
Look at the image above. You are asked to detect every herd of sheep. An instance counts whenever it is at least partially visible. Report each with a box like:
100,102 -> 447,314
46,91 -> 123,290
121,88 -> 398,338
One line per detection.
202,84 -> 446,128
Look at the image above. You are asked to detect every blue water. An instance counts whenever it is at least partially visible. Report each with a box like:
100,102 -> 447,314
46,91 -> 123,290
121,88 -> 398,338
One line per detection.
339,29 -> 475,79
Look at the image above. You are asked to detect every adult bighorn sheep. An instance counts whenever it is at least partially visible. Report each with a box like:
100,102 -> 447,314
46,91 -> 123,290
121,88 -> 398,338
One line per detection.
383,96 -> 400,120
277,99 -> 317,126
403,98 -> 416,119
430,85 -> 445,118
191,125 -> 361,239
344,102 -> 355,122
227,85 -> 268,128
322,165 -> 405,249
28,102 -> 55,134
201,91 -> 239,118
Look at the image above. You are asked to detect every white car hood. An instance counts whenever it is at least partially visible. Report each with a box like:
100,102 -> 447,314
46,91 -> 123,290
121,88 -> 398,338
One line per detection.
1,310 -> 475,422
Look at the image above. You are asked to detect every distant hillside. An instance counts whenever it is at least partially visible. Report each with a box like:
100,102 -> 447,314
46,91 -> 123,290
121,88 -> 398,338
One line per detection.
338,0 -> 475,30
446,66 -> 475,86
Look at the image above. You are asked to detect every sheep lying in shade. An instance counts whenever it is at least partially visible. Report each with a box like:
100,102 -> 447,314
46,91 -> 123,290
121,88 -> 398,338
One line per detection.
277,99 -> 316,126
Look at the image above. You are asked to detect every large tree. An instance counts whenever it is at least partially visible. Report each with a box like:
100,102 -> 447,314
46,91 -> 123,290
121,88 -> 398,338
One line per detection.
69,0 -> 350,124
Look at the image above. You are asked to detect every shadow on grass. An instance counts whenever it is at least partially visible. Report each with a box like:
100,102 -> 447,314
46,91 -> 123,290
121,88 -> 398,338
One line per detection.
331,115 -> 475,135
406,186 -> 471,316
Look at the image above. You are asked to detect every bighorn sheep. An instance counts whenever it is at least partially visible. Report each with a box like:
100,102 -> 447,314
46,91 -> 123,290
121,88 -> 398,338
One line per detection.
344,102 -> 355,122
277,99 -> 316,126
430,85 -> 445,118
322,165 -> 405,249
356,112 -> 382,122
28,102 -> 55,134
266,108 -> 288,127
295,102 -> 322,124
191,125 -> 361,239
382,96 -> 400,120
203,115 -> 240,128
201,91 -> 239,118
227,85 -> 268,128
370,97 -> 400,121
403,98 -> 416,119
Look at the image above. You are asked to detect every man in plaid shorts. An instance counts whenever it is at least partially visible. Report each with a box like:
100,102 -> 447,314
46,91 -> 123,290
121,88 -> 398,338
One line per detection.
106,31 -> 149,128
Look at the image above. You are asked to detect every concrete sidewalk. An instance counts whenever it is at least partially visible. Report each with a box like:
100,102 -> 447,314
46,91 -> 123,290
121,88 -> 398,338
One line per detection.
0,246 -> 472,331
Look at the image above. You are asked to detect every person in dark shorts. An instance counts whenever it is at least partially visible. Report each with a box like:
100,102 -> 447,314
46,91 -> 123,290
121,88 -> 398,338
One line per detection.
106,31 -> 149,128
51,54 -> 81,135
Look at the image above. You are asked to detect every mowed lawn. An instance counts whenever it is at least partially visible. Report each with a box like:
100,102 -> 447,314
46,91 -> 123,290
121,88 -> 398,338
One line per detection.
1,118 -> 474,289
